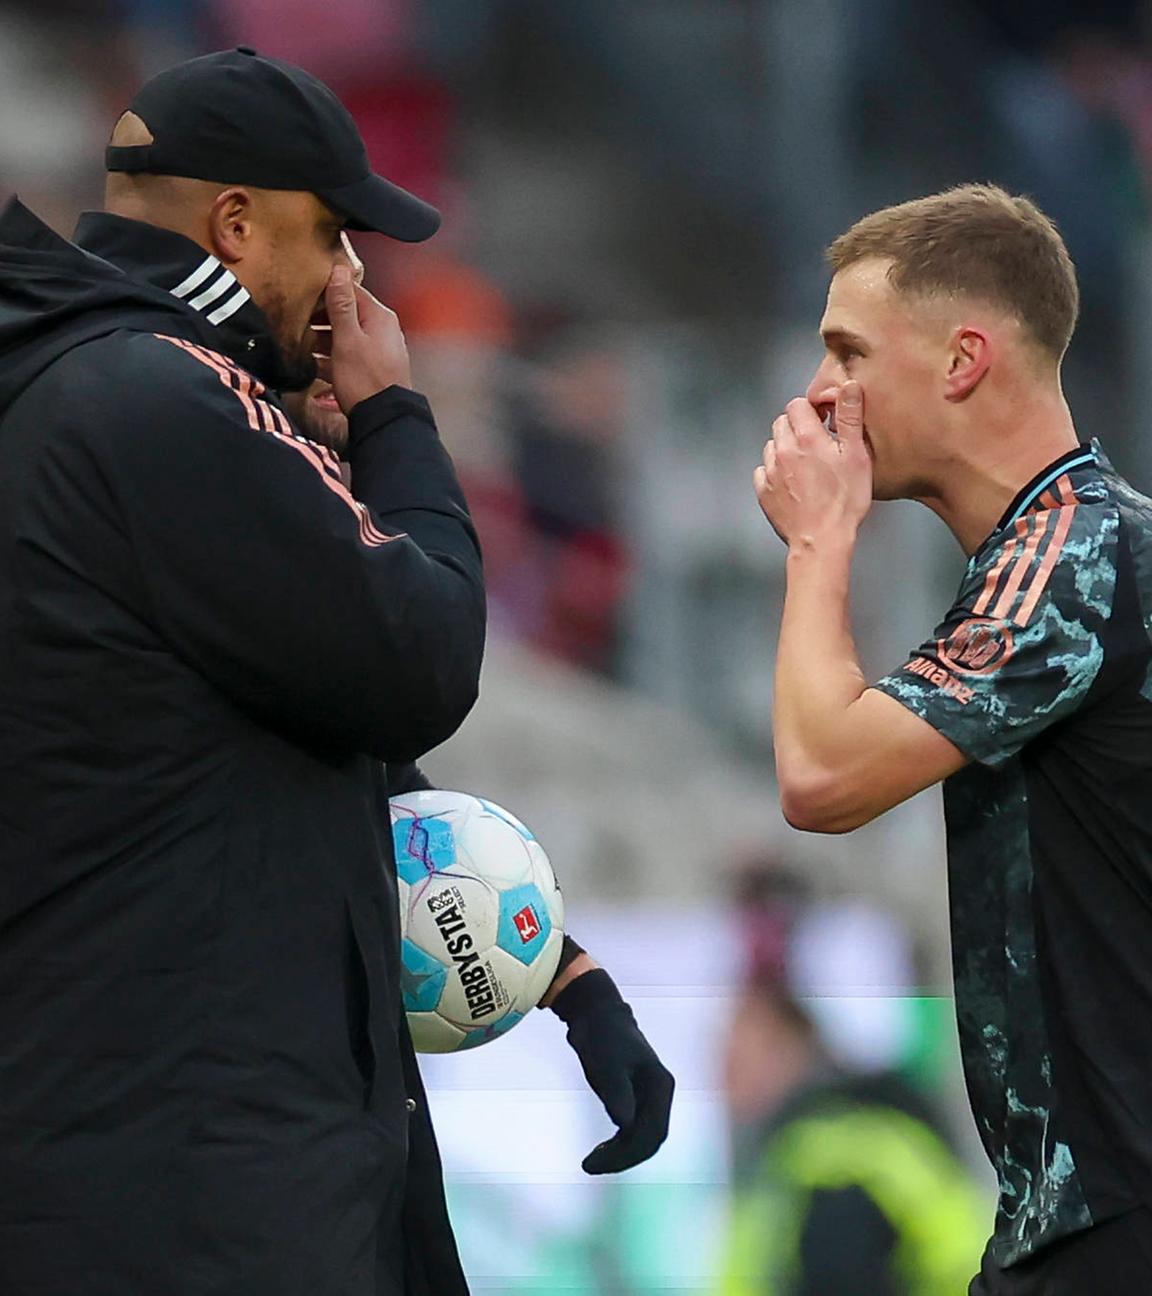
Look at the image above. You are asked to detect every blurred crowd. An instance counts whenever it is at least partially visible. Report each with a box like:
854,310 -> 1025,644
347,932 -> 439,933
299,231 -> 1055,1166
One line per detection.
6,0 -> 1152,712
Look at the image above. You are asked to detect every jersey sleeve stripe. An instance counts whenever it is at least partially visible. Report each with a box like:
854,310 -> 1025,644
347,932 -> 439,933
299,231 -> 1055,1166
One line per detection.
1016,503 -> 1077,626
973,525 -> 1026,615
991,513 -> 1053,620
1040,472 -> 1074,508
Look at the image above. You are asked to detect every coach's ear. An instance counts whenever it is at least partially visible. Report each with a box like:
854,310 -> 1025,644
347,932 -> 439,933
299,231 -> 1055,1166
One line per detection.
207,187 -> 257,265
944,326 -> 992,402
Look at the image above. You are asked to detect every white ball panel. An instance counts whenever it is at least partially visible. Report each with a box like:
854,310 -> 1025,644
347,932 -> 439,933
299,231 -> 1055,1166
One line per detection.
409,1011 -> 466,1053
436,943 -> 516,1029
390,789 -> 471,821
396,876 -> 411,939
484,944 -> 535,1015
406,873 -> 500,963
457,814 -> 535,889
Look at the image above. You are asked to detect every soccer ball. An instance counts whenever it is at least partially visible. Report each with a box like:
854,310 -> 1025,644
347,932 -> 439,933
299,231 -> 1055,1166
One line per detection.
390,790 -> 565,1052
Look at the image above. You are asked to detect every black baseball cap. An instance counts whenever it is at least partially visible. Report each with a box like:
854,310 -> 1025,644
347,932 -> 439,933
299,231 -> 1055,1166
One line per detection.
106,47 -> 440,242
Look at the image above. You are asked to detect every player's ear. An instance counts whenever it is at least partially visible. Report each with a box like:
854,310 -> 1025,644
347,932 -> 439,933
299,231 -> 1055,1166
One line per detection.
943,325 -> 991,402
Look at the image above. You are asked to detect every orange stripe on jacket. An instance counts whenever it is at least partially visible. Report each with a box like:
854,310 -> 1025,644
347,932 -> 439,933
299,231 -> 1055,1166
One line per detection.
199,344 -> 283,439
991,513 -> 1054,620
258,401 -> 399,547
1016,504 -> 1077,626
162,336 -> 265,433
154,334 -> 403,548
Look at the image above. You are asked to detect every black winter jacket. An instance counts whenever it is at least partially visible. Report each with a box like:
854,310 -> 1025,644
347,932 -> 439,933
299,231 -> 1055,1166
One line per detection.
0,200 -> 481,1295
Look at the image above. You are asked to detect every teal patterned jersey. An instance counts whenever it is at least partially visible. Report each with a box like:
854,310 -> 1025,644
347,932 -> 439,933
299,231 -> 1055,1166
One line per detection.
875,442 -> 1152,1268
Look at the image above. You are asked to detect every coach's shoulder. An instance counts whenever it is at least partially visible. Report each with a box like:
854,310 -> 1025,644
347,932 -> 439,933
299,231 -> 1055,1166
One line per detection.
85,329 -> 242,389
49,328 -> 266,437
41,328 -> 211,395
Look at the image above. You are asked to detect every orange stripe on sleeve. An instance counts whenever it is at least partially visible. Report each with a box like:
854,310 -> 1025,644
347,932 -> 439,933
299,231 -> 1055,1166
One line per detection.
1016,504 -> 1077,626
973,526 -> 1025,616
991,513 -> 1053,620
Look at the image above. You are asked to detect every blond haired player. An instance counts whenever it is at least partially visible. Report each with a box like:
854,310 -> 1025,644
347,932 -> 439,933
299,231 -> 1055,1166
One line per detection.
758,184 -> 1152,1293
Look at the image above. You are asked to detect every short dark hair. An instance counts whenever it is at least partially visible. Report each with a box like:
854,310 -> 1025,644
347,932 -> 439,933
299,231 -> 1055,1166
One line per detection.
827,184 -> 1079,360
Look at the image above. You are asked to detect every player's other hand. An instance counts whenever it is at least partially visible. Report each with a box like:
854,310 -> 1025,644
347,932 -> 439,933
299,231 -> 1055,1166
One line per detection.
754,380 -> 873,548
322,264 -> 412,414
550,968 -> 674,1175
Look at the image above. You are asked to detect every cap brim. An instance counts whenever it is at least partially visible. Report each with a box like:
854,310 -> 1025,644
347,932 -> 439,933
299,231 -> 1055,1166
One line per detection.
317,172 -> 441,242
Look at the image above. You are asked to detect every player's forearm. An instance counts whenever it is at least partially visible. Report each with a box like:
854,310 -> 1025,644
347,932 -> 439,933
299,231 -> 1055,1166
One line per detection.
773,535 -> 870,829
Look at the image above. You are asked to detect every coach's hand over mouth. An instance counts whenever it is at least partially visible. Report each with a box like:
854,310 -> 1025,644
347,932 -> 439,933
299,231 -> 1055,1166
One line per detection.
754,381 -> 873,549
320,263 -> 413,414
550,968 -> 675,1174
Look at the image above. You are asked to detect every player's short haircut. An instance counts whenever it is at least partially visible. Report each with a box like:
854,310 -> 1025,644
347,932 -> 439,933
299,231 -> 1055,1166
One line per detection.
828,184 -> 1079,361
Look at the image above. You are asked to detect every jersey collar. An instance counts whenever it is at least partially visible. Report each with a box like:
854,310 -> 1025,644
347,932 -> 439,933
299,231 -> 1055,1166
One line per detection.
994,443 -> 1098,534
71,211 -> 299,391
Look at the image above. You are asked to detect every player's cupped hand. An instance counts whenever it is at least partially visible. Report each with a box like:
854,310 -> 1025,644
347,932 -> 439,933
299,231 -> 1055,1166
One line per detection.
754,381 -> 873,548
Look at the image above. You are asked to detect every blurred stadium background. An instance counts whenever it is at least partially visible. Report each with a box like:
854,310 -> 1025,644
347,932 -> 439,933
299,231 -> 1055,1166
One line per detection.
6,0 -> 1151,1289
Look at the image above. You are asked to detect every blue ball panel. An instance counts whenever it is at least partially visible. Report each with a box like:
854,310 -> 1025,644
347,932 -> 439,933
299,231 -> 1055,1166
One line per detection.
459,1009 -> 525,1051
496,883 -> 553,967
401,937 -> 448,1013
393,815 -> 456,886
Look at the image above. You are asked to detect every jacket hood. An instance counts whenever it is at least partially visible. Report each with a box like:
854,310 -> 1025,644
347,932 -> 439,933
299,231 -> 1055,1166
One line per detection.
0,198 -> 193,417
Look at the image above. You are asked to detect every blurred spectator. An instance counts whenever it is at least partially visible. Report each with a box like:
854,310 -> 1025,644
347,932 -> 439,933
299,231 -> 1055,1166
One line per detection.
210,0 -> 413,82
958,0 -> 1147,442
361,212 -> 536,644
0,5 -> 118,227
719,864 -> 988,1295
506,321 -> 633,672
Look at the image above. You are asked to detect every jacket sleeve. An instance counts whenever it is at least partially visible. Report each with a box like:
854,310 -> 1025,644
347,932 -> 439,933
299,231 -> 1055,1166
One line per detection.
385,762 -> 435,794
77,332 -> 485,762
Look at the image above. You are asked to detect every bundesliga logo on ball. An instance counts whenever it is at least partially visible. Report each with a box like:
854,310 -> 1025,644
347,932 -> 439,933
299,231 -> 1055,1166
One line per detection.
389,791 -> 565,1052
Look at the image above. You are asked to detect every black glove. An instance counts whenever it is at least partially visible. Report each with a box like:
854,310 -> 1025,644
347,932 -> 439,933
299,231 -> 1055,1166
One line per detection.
550,968 -> 675,1175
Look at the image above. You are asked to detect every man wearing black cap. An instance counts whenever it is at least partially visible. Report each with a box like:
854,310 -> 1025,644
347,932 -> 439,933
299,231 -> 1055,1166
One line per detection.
0,48 -> 671,1296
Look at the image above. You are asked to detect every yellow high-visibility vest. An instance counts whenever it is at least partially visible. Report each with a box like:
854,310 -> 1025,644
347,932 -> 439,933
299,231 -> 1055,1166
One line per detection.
720,1101 -> 989,1295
